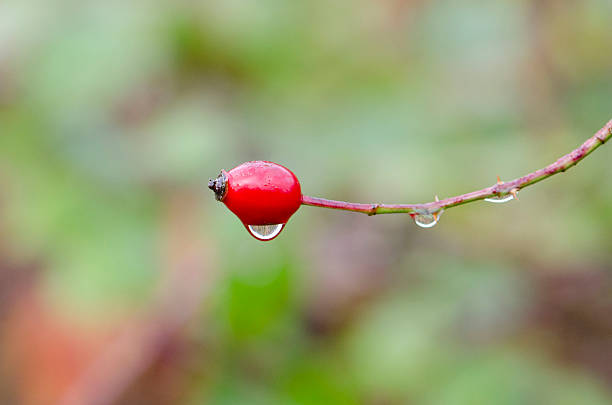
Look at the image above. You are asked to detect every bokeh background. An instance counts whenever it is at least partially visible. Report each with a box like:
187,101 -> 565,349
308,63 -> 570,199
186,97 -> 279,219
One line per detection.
1,1 -> 612,404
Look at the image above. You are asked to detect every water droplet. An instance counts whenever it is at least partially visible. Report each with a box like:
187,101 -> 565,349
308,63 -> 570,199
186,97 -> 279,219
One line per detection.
247,224 -> 285,241
484,192 -> 517,204
413,211 -> 442,228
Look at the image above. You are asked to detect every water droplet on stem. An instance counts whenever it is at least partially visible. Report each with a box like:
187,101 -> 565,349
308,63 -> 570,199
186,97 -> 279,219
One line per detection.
484,190 -> 517,204
247,224 -> 285,241
413,211 -> 442,228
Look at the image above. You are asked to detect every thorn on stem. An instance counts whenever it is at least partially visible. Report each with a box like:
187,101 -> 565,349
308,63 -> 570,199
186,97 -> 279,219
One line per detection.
597,133 -> 607,144
510,188 -> 519,200
497,175 -> 503,185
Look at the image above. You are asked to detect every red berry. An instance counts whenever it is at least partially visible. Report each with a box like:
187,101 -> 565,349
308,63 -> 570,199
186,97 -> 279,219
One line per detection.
208,161 -> 302,241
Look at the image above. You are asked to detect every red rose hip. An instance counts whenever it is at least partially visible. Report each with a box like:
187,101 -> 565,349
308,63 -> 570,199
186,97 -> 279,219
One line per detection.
208,161 -> 302,241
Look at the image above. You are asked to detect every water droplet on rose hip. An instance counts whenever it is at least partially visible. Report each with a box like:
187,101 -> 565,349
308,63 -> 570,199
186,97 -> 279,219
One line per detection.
247,224 -> 285,241
413,211 -> 442,228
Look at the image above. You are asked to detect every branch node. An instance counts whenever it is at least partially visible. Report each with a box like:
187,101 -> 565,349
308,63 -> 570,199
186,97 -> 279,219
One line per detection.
597,133 -> 607,144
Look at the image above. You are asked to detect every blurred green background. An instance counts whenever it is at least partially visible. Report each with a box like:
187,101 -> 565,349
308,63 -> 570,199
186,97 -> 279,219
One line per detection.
1,1 -> 612,404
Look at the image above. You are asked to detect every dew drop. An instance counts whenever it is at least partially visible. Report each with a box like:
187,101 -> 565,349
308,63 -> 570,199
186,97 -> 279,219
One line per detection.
247,224 -> 285,241
484,192 -> 517,204
413,211 -> 442,228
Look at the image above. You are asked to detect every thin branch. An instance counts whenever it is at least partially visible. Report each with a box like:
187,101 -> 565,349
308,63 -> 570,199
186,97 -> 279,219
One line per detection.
302,119 -> 612,216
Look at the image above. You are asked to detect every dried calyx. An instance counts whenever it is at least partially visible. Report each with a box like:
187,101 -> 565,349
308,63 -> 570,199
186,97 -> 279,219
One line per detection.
207,171 -> 227,201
